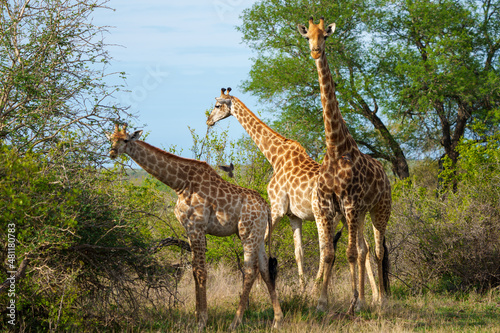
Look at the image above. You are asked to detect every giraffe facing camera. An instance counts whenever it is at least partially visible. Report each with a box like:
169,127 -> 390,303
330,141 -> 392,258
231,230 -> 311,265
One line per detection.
298,16 -> 391,314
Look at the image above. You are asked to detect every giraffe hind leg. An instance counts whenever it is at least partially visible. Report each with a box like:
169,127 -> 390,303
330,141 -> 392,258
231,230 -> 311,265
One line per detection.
345,209 -> 361,316
355,212 -> 371,311
257,243 -> 283,329
371,216 -> 390,305
189,238 -> 208,330
290,216 -> 306,292
363,240 -> 379,304
229,250 -> 258,330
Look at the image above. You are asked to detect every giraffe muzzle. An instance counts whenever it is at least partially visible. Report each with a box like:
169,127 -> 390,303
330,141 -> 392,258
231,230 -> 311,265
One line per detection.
311,51 -> 321,59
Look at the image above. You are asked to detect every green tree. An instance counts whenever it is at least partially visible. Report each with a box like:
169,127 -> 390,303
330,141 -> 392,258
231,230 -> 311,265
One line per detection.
238,0 -> 410,178
0,0 -> 126,155
238,0 -> 500,179
374,0 -> 500,170
0,1 -> 185,330
389,125 -> 500,292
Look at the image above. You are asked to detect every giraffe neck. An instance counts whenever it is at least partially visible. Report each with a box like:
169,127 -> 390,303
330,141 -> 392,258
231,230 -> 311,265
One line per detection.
231,97 -> 290,167
315,52 -> 359,160
125,140 -> 194,192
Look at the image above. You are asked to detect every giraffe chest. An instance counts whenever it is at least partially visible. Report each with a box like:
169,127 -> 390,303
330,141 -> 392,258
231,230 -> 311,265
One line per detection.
269,159 -> 318,220
326,157 -> 387,209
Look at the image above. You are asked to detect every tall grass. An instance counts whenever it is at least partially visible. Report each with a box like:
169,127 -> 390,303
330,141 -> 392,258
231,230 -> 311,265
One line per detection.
129,263 -> 500,332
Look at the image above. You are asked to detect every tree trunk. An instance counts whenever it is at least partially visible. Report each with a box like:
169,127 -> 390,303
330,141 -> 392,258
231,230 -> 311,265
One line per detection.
355,98 -> 410,180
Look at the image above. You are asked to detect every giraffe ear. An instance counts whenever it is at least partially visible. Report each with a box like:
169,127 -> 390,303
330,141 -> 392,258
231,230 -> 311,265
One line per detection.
218,162 -> 234,178
324,23 -> 336,37
105,132 -> 113,141
128,130 -> 143,142
297,24 -> 308,38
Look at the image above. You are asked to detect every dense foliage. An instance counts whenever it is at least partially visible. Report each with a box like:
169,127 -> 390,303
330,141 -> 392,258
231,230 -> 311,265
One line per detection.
0,148 -> 183,330
390,127 -> 500,292
0,1 -> 186,330
237,0 -> 500,178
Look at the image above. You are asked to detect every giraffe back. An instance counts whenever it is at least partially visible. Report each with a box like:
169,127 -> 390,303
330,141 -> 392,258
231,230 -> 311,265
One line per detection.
173,163 -> 270,238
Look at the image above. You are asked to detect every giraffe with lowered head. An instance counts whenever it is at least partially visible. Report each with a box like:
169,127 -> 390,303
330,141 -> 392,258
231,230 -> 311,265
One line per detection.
106,124 -> 283,330
298,17 -> 391,314
207,88 -> 347,311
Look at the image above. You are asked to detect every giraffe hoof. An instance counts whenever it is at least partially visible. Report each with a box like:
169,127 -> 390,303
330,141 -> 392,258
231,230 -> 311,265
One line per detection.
229,318 -> 241,331
197,322 -> 206,331
355,298 -> 366,312
196,313 -> 208,331
316,299 -> 328,312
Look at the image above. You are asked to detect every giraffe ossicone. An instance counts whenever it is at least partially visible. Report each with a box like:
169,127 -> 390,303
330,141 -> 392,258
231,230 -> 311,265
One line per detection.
106,123 -> 283,330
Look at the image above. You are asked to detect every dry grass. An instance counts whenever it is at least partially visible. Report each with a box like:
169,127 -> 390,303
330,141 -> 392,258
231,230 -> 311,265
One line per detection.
128,263 -> 500,332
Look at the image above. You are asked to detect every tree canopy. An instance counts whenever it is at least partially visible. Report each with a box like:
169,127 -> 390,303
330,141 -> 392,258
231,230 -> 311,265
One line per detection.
238,0 -> 500,179
0,0 -> 127,158
0,2 -> 182,329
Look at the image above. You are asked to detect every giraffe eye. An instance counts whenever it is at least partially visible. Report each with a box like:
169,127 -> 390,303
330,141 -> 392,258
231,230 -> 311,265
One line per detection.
215,105 -> 220,108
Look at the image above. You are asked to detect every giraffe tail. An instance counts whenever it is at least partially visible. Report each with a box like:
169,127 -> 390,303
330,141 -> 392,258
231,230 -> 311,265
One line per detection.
267,210 -> 278,288
333,222 -> 343,251
382,237 -> 391,296
269,257 -> 278,289
331,219 -> 343,268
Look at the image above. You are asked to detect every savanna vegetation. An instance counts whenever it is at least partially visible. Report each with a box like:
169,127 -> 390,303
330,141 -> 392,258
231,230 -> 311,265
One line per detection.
1,0 -> 499,332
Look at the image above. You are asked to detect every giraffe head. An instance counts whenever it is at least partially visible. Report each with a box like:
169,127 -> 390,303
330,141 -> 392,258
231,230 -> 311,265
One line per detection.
106,123 -> 143,159
297,16 -> 336,59
206,87 -> 233,126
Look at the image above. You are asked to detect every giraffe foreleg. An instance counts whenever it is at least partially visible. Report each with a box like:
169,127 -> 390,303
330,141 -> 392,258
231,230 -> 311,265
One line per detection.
313,245 -> 325,295
315,212 -> 336,312
371,203 -> 391,307
189,237 -> 208,330
363,239 -> 379,304
311,192 -> 338,311
356,215 -> 368,311
373,227 -> 389,305
345,210 -> 360,316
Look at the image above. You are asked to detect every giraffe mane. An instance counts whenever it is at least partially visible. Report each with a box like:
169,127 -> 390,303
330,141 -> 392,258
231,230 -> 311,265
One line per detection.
231,96 -> 309,154
231,97 -> 286,142
135,141 -> 224,179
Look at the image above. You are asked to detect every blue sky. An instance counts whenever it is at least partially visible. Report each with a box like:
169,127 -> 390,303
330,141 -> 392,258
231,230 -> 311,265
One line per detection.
93,0 -> 261,158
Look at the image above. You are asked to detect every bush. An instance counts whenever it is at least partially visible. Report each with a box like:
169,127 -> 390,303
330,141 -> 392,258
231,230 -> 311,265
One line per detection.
389,133 -> 500,293
0,147 -> 184,331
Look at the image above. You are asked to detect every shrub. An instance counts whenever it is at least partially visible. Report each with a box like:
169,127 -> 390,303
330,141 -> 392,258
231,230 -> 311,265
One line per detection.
0,147 -> 183,331
389,132 -> 500,293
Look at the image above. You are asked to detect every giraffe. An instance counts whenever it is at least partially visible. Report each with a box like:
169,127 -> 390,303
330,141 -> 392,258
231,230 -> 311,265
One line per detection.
298,17 -> 391,314
106,124 -> 283,330
207,88 -> 348,311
